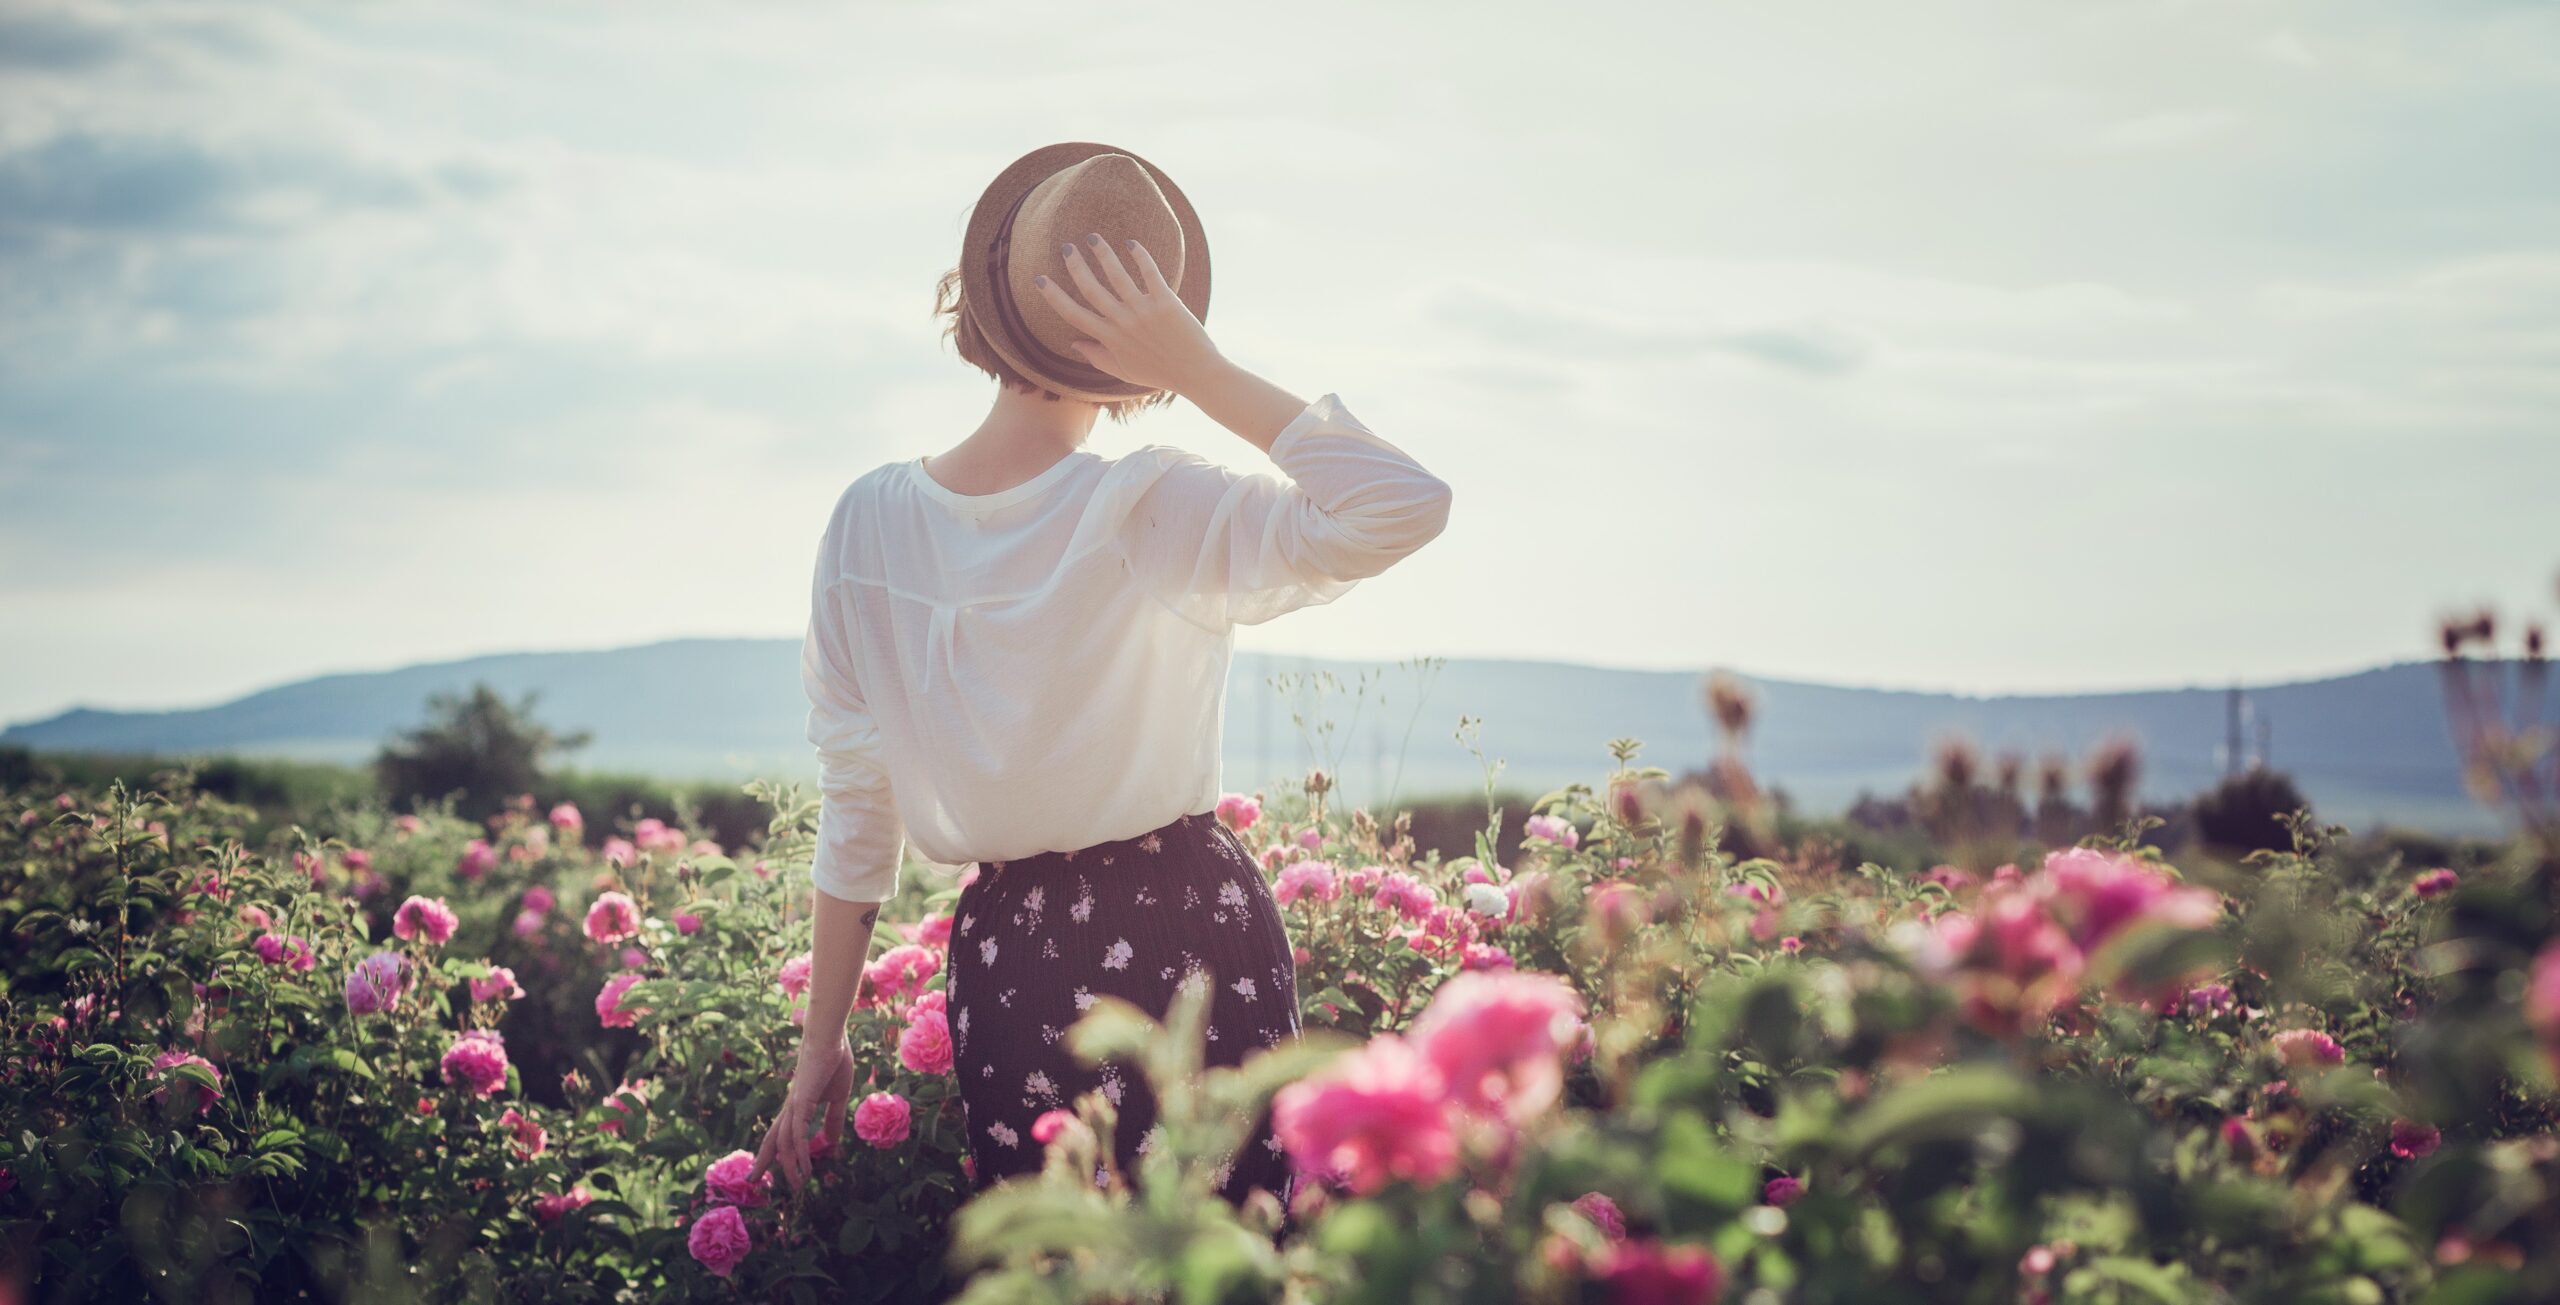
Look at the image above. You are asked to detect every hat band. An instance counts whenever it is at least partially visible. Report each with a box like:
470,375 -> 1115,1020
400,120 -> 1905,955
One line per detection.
984,184 -> 1130,395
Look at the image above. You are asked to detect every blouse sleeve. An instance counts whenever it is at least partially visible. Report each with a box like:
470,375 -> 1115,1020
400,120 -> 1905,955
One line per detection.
1116,392 -> 1454,632
801,510 -> 908,904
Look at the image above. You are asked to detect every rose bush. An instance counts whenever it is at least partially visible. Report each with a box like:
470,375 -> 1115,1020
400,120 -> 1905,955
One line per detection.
2,694 -> 2557,1302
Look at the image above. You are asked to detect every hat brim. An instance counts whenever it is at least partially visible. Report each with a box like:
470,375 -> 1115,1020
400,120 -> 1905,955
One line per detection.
959,142 -> 1210,404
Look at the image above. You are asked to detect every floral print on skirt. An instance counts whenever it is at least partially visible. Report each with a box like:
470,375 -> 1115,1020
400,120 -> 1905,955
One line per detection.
947,806 -> 1302,1215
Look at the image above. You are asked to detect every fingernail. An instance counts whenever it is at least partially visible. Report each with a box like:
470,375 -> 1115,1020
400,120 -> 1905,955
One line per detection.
1087,232 -> 1102,246
1060,242 -> 1074,259
1124,238 -> 1138,252
1034,275 -> 1048,288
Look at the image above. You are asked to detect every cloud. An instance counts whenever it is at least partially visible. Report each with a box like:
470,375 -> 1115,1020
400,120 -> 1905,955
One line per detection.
1709,324 -> 1871,376
1425,283 -> 1870,377
0,131 -> 449,236
0,7 -> 124,70
2095,109 -> 2240,152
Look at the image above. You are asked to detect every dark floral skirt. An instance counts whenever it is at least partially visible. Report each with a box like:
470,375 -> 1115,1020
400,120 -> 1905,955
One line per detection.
947,806 -> 1302,1216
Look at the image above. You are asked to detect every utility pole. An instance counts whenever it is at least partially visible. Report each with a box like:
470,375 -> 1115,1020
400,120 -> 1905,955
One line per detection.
2225,685 -> 2245,778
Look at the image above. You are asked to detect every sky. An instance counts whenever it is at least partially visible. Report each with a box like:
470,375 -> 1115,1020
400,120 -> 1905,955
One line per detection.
4,0 -> 2557,730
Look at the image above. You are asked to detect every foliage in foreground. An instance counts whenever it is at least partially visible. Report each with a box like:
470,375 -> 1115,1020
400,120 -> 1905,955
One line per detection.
3,609 -> 2558,1303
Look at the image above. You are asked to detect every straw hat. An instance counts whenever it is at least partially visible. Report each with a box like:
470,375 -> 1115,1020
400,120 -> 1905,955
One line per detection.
959,142 -> 1210,403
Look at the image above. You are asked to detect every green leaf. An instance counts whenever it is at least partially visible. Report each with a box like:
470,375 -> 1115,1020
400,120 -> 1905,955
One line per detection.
1654,1109 -> 1755,1213
2062,1256 -> 2193,1304
1063,996 -> 1160,1068
1176,1225 -> 1271,1305
837,1217 -> 873,1255
1839,1065 -> 2038,1158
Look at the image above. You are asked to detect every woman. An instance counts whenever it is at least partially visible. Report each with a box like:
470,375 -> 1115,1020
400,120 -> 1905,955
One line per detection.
745,144 -> 1453,1220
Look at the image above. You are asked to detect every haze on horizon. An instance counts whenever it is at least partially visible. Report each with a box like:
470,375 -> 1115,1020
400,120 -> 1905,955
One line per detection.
5,0 -> 2556,729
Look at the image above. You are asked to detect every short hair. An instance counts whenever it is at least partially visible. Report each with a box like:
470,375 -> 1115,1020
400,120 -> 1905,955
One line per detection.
933,266 -> 1177,425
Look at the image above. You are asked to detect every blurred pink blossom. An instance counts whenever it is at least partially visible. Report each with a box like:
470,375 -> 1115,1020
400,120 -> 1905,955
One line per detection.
1271,1032 -> 1459,1196
584,892 -> 641,944
393,895 -> 458,945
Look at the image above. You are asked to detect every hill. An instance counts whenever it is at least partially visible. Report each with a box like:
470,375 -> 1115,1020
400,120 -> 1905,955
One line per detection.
1,640 -> 2525,835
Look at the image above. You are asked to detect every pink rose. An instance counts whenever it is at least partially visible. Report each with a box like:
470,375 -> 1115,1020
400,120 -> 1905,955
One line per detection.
1524,813 -> 1578,849
1216,792 -> 1261,831
343,951 -> 406,1014
598,1080 -> 648,1136
1585,881 -> 1650,947
1030,1108 -> 1078,1145
853,1092 -> 912,1148
1273,860 -> 1340,906
633,818 -> 688,854
2271,1028 -> 2344,1068
584,891 -> 641,944
254,933 -> 317,972
2528,941 -> 2560,1054
1271,1033 -> 1459,1196
602,836 -> 636,868
532,1185 -> 592,1224
523,885 -> 556,914
687,1204 -> 751,1278
2390,1119 -> 2441,1159
1764,1175 -> 1804,1207
1407,970 -> 1584,1124
898,1010 -> 954,1075
439,1029 -> 509,1097
596,973 -> 647,1029
457,839 -> 496,882
777,952 -> 814,999
704,1149 -> 773,1207
674,911 -> 702,935
1371,872 -> 1437,921
2036,847 -> 2220,953
549,802 -> 584,834
469,966 -> 526,1002
1571,1191 -> 1625,1240
499,1106 -> 546,1158
151,1050 -> 223,1116
511,910 -> 545,940
392,895 -> 459,946
2412,868 -> 2459,899
1595,1239 -> 1723,1305
864,944 -> 943,1004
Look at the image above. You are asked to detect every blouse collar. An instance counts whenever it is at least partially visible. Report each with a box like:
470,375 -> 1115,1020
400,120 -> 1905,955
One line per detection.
905,448 -> 1096,512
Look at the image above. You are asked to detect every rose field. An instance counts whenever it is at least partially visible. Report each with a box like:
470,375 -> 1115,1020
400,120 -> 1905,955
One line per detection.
4,634 -> 2559,1304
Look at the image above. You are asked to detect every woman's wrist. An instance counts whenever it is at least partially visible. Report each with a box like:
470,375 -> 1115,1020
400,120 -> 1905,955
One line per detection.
1165,350 -> 1235,405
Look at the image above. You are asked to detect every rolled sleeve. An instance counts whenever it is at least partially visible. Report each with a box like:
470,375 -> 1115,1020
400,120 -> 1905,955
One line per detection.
1116,392 -> 1453,631
802,528 -> 907,904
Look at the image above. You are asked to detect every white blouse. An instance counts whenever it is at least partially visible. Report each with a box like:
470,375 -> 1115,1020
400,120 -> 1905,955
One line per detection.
799,391 -> 1454,904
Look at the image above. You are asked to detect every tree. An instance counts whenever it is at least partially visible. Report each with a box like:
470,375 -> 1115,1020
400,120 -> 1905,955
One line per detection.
2191,768 -> 2312,856
373,683 -> 591,821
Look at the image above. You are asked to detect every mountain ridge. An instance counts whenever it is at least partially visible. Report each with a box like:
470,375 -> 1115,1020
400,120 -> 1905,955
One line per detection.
4,639 -> 2529,836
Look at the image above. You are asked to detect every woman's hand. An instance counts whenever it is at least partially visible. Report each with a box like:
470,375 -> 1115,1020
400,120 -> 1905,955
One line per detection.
748,1033 -> 855,1195
1035,233 -> 1226,397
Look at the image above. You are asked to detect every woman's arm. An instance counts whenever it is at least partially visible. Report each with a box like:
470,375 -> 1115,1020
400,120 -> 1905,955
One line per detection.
750,887 -> 874,1191
802,887 -> 881,1049
1168,356 -> 1310,456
